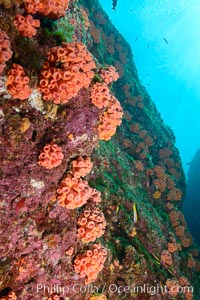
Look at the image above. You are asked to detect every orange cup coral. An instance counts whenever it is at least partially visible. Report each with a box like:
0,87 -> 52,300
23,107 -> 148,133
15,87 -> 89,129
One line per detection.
38,144 -> 64,169
134,160 -> 144,171
90,188 -> 102,204
77,206 -> 106,243
179,277 -> 193,300
167,242 -> 178,253
38,42 -> 96,104
71,156 -> 93,178
0,31 -> 13,74
160,250 -> 173,268
56,174 -> 94,209
24,0 -> 70,19
90,82 -> 111,109
6,64 -> 32,100
74,243 -> 107,284
153,190 -> 161,199
98,96 -> 123,141
167,187 -> 182,201
14,14 -> 40,38
165,279 -> 180,296
65,246 -> 74,256
100,65 -> 119,84
169,210 -> 180,227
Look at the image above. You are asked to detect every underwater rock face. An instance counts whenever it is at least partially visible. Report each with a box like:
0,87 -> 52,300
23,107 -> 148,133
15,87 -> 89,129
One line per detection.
184,149 -> 200,246
0,91 -> 99,206
0,0 -> 199,299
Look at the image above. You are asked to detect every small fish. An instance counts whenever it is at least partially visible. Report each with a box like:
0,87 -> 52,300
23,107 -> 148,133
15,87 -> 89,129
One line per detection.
133,203 -> 138,223
151,253 -> 161,263
163,38 -> 168,44
112,0 -> 118,11
167,268 -> 176,277
15,198 -> 26,215
116,205 -> 120,213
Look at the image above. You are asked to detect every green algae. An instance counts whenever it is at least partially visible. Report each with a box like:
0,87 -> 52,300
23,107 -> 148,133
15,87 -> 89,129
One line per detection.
41,17 -> 74,44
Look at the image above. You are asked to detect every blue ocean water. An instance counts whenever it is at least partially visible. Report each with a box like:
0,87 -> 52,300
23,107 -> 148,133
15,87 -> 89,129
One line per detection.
99,0 -> 200,174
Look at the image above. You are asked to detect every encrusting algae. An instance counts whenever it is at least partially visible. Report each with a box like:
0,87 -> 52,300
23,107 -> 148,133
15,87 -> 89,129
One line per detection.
0,0 -> 199,299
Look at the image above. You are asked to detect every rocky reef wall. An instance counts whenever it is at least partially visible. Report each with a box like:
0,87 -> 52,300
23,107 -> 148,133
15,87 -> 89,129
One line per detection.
184,150 -> 200,247
0,0 -> 199,299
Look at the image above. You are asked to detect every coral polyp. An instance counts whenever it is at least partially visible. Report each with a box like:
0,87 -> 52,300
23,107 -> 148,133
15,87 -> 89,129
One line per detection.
0,0 -> 199,299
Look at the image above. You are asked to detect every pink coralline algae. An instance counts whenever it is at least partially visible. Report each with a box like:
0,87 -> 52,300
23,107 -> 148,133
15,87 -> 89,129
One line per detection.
89,188 -> 102,204
6,64 -> 32,100
71,156 -> 93,178
100,65 -> 119,84
77,206 -> 106,243
24,0 -> 70,19
38,42 -> 96,104
13,256 -> 38,283
47,294 -> 61,300
90,82 -> 111,109
0,31 -> 13,74
38,144 -> 64,169
65,246 -> 74,256
74,243 -> 107,284
56,174 -> 96,209
98,96 -> 123,141
13,14 -> 40,38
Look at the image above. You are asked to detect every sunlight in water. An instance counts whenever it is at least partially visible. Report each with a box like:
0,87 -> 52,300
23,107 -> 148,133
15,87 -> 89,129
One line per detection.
140,0 -> 200,96
100,0 -> 200,170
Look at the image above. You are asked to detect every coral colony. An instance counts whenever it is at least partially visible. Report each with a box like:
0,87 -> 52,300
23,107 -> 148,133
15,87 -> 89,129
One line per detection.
0,0 -> 122,298
0,0 -> 199,299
